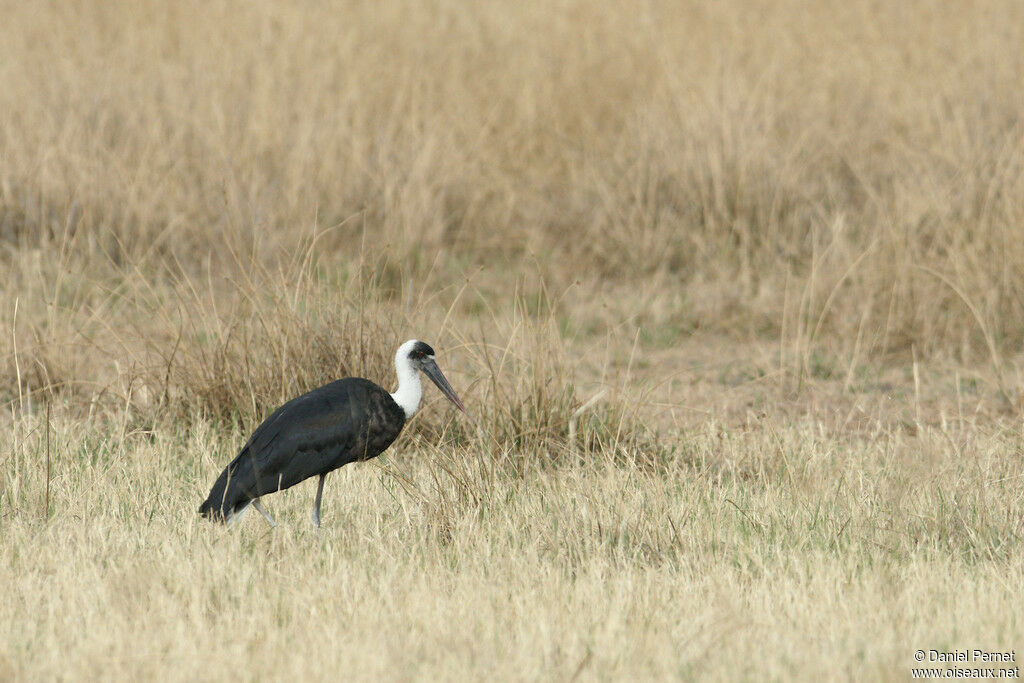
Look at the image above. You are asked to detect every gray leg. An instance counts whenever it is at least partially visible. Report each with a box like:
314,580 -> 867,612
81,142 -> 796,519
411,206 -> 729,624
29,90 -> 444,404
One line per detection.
312,474 -> 326,528
227,501 -> 251,526
251,498 -> 276,528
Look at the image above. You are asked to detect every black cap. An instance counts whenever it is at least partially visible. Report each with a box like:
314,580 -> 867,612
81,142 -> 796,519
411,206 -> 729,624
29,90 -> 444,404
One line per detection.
409,341 -> 435,358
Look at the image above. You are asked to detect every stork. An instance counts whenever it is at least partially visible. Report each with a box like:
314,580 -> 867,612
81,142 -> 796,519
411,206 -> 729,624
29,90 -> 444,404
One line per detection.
199,339 -> 467,527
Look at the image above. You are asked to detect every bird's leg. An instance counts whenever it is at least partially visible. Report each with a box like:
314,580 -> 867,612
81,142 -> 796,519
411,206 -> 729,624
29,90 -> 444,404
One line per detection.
251,498 -> 276,528
312,474 -> 326,529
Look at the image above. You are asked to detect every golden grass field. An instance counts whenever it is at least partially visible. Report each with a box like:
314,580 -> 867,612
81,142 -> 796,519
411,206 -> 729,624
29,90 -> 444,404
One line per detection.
2,0 -> 1024,680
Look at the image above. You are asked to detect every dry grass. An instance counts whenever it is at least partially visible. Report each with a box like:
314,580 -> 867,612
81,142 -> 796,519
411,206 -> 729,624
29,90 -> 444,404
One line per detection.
2,0 -> 1024,679
3,411 -> 1022,680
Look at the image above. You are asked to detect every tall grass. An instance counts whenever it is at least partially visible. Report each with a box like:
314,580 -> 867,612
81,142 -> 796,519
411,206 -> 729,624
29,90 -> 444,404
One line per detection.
2,1 -> 1024,679
3,0 -> 1024,371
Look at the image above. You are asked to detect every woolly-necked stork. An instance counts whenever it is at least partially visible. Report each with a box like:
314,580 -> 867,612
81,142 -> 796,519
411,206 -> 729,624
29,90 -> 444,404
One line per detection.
199,339 -> 467,527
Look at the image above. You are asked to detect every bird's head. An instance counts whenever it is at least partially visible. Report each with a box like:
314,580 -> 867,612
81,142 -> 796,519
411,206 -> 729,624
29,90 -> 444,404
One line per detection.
397,339 -> 468,414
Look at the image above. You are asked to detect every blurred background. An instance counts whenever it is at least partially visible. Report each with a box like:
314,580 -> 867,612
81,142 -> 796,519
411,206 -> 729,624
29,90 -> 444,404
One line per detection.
3,0 -> 1023,430
3,2 -> 1024,679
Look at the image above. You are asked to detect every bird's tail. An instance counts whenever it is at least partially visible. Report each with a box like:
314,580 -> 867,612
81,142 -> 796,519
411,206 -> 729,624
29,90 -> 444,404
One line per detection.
198,465 -> 251,523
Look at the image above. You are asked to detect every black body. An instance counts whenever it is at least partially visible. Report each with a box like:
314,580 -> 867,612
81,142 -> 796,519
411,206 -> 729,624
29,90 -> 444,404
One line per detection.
199,377 -> 406,521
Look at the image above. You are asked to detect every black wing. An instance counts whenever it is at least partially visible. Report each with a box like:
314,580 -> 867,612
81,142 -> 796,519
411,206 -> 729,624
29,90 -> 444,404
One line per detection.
199,378 -> 405,520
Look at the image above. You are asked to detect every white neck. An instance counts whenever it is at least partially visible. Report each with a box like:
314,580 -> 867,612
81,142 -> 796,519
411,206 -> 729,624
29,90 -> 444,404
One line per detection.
390,347 -> 422,418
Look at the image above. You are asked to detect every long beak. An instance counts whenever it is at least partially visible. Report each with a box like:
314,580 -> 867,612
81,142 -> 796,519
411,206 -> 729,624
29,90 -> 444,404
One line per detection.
421,358 -> 468,415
